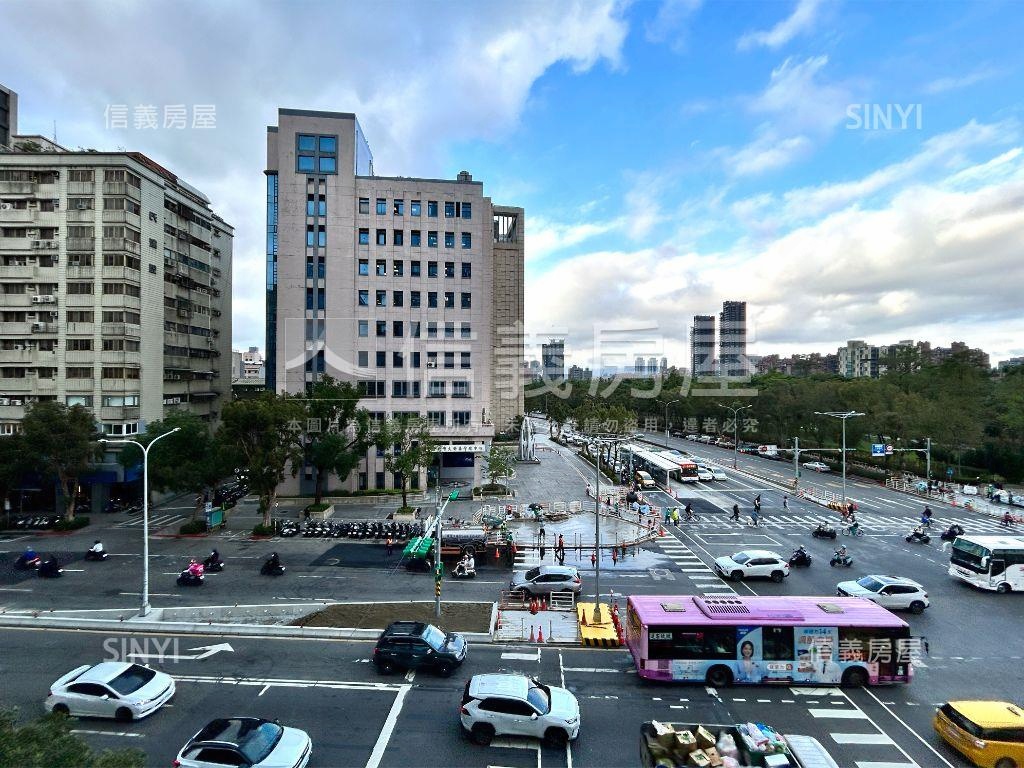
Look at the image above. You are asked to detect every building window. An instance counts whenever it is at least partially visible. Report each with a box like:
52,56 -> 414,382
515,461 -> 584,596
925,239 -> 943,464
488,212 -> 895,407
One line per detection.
461,352 -> 471,369
461,262 -> 471,278
461,232 -> 472,249
358,228 -> 369,245
358,351 -> 369,367
319,136 -> 336,152
427,411 -> 445,426
462,202 -> 472,219
411,352 -> 421,368
358,290 -> 369,306
411,200 -> 421,216
376,290 -> 387,307
393,351 -> 404,368
376,198 -> 387,215
410,321 -> 421,338
429,381 -> 446,398
393,230 -> 404,246
393,260 -> 404,276
411,230 -> 421,247
461,292 -> 471,309
358,259 -> 369,276
376,259 -> 387,276
411,260 -> 421,276
444,201 -> 455,218
393,199 -> 404,215
318,230 -> 326,247
376,320 -> 387,337
428,292 -> 438,308
444,262 -> 455,278
444,352 -> 455,369
444,231 -> 455,248
453,411 -> 471,427
318,261 -> 326,278
358,320 -> 368,337
358,472 -> 368,491
376,351 -> 386,368
298,135 -> 316,151
376,229 -> 386,246
393,290 -> 403,307
427,201 -> 438,217
359,198 -> 370,214
297,155 -> 315,172
427,322 -> 438,338
427,352 -> 438,369
461,322 -> 471,339
453,380 -> 470,398
428,261 -> 438,278
410,290 -> 421,308
393,320 -> 404,337
318,157 -> 336,173
444,292 -> 455,308
305,288 -> 315,310
444,321 -> 455,339
427,231 -> 438,248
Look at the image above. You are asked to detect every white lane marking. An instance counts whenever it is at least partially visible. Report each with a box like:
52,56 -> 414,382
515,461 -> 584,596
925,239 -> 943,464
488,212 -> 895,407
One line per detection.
501,652 -> 540,661
365,684 -> 411,768
856,763 -> 918,768
71,729 -> 143,738
561,667 -> 625,673
831,733 -> 895,744
809,708 -> 869,719
258,684 -> 270,696
860,687 -> 956,768
118,592 -> 182,598
0,588 -> 32,592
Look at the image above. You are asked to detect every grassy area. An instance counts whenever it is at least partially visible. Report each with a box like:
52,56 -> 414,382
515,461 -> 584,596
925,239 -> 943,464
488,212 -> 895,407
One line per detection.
291,601 -> 492,632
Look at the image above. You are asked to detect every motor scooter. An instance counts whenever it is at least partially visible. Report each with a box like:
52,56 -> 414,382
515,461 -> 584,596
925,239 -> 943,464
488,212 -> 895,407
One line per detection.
14,552 -> 41,571
940,524 -> 964,542
452,558 -> 477,579
177,569 -> 204,586
84,549 -> 108,562
812,523 -> 837,539
906,527 -> 931,545
203,552 -> 225,572
789,546 -> 812,567
38,557 -> 64,578
829,550 -> 853,567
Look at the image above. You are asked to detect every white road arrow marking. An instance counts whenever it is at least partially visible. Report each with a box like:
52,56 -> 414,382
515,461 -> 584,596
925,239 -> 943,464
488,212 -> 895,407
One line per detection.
128,642 -> 234,662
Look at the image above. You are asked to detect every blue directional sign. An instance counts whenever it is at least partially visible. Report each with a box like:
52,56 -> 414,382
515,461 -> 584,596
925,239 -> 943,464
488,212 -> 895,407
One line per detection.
871,443 -> 885,457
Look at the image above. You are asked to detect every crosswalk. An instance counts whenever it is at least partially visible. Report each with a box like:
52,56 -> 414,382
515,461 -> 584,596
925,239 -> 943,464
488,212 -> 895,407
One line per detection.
115,513 -> 185,530
665,511 -> 1009,536
656,534 -> 736,596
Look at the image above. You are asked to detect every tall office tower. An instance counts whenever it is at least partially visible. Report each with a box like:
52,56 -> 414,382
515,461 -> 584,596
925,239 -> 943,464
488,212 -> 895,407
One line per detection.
659,356 -> 668,374
265,109 -> 524,493
690,314 -> 715,377
634,356 -> 644,374
541,338 -> 565,381
718,301 -> 747,377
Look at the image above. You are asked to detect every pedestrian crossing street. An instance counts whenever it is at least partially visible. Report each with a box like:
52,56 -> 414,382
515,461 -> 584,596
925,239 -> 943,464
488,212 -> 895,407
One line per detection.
668,510 -> 1010,536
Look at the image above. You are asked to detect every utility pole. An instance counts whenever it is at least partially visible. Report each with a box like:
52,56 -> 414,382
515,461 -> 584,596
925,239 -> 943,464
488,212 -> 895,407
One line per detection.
663,399 -> 681,448
814,411 -> 864,506
432,487 -> 458,618
719,403 -> 752,470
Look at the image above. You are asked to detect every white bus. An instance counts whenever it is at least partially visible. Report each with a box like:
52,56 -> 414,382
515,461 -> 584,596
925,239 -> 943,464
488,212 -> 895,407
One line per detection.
949,535 -> 1024,593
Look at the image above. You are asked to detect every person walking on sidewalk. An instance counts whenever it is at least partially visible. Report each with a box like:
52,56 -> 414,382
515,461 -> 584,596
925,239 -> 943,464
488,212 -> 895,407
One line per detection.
385,537 -> 394,557
730,504 -> 740,522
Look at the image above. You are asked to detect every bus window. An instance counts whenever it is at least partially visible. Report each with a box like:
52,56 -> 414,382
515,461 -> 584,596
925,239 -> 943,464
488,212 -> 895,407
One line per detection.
762,627 -> 794,661
704,628 -> 737,659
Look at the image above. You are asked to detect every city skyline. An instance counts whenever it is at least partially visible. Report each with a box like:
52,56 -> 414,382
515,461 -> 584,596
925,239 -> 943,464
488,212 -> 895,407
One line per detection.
2,2 -> 1022,364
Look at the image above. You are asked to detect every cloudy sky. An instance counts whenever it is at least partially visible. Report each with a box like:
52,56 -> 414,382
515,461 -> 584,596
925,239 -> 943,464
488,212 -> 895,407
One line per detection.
4,0 -> 1024,367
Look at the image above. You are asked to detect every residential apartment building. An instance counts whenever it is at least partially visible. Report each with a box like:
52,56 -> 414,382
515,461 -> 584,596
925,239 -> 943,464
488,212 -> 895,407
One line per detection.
265,108 -> 523,493
719,300 -> 747,377
0,84 -> 16,148
690,314 -> 715,377
837,338 -> 990,379
567,364 -> 592,381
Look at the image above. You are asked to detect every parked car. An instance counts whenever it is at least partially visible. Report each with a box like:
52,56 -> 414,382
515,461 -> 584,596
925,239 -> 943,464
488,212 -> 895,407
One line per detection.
836,575 -> 929,613
714,550 -> 790,582
685,434 -> 699,441
373,621 -> 468,676
461,673 -> 580,747
174,717 -> 312,768
699,435 -> 714,443
803,461 -> 831,472
510,565 -> 582,597
46,662 -> 175,721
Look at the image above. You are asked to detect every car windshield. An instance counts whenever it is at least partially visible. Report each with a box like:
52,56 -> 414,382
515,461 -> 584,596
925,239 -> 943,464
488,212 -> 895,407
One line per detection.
238,721 -> 284,764
856,576 -> 885,592
526,682 -> 551,714
422,625 -> 446,650
525,567 -> 541,580
731,553 -> 750,564
107,665 -> 157,696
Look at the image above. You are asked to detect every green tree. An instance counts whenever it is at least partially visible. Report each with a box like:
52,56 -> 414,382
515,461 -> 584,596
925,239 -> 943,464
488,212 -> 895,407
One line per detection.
0,433 -> 31,523
482,444 -> 516,489
0,708 -> 145,768
217,393 -> 304,526
121,411 -> 229,518
301,377 -> 371,504
378,416 -> 435,510
21,402 -> 101,520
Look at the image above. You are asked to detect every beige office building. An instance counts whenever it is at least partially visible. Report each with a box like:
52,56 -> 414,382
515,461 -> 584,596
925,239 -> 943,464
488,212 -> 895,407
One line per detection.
265,109 -> 523,493
0,99 -> 233,500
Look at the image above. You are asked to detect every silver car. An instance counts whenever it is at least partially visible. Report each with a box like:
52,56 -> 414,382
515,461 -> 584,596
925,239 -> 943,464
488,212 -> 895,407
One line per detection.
510,565 -> 581,597
46,662 -> 175,721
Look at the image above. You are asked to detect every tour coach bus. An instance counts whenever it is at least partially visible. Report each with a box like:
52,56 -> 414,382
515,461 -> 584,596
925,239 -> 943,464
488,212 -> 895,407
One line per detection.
949,534 -> 1024,593
624,595 -> 916,688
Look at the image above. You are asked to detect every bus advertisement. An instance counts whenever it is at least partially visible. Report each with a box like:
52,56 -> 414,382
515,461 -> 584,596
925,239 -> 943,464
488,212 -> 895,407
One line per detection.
624,595 -> 917,688
949,534 -> 1024,593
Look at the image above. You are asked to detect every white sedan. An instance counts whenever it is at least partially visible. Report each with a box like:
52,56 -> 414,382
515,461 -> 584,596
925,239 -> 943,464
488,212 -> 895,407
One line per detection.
714,550 -> 790,582
803,461 -> 831,472
46,662 -> 175,721
710,467 -> 728,481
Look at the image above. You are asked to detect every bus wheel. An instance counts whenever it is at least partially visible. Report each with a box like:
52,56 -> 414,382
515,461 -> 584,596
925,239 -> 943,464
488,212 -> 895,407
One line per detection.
706,665 -> 733,688
841,667 -> 868,688
997,582 -> 1012,594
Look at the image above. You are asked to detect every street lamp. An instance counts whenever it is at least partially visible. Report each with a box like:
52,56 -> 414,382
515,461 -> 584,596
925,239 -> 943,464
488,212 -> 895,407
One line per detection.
589,433 -> 629,624
663,399 -> 681,448
100,427 -> 180,617
718,404 -> 752,469
813,411 -> 864,506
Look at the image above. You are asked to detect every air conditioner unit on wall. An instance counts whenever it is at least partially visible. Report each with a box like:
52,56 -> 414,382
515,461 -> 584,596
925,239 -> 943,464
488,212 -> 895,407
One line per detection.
0,203 -> 12,211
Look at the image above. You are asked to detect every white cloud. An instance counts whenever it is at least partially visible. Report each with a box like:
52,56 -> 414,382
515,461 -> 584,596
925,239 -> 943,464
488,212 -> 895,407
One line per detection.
737,0 -> 824,51
925,65 -> 1002,95
725,133 -> 812,176
645,0 -> 703,52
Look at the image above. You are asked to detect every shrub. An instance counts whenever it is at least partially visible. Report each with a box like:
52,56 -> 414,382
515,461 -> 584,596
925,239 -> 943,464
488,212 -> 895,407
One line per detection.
54,516 -> 89,531
252,523 -> 275,536
304,502 -> 331,514
178,519 -> 207,535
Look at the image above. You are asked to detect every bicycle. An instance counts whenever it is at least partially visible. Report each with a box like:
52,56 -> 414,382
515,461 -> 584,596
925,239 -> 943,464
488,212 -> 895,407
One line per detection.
682,511 -> 701,523
841,524 -> 864,536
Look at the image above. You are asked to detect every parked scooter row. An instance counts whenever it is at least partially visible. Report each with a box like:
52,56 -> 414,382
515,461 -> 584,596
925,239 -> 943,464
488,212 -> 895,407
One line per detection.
10,515 -> 60,530
297,520 -> 423,540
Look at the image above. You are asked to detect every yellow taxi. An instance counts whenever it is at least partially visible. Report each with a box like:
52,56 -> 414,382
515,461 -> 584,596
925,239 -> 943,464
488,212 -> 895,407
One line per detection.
934,700 -> 1024,768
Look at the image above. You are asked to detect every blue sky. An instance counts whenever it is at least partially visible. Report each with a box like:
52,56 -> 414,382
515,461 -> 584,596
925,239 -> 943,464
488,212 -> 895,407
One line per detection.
3,0 -> 1023,367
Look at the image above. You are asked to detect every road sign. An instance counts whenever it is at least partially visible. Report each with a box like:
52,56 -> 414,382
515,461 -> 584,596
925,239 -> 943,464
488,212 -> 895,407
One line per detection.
871,444 -> 885,457
448,490 -> 459,502
885,444 -> 894,455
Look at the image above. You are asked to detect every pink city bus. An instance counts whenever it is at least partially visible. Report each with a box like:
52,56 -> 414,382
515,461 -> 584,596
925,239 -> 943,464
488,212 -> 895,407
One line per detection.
625,595 -> 917,688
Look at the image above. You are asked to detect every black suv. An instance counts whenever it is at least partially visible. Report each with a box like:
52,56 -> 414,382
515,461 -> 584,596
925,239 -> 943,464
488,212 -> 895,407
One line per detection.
373,621 -> 468,677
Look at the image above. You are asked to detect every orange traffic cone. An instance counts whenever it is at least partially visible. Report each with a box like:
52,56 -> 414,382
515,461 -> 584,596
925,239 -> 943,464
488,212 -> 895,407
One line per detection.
541,597 -> 548,611
580,607 -> 588,626
537,625 -> 545,643
528,625 -> 535,643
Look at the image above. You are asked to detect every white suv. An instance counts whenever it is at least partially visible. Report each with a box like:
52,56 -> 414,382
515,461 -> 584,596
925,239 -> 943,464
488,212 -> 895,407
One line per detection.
461,674 -> 580,747
714,550 -> 790,582
836,575 -> 930,613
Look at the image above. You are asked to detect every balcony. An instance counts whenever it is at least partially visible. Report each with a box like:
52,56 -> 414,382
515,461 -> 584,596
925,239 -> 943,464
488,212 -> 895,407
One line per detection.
64,350 -> 96,364
2,265 -> 38,279
0,404 -> 26,419
31,240 -> 59,251
0,209 -> 35,223
0,181 -> 36,194
65,377 -> 95,392
65,209 -> 95,223
0,322 -> 34,336
102,237 -> 141,254
101,294 -> 142,310
0,294 -> 32,308
0,349 -> 36,364
65,266 -> 95,279
100,406 -> 140,421
101,323 -> 141,338
67,181 -> 95,195
101,350 -> 141,366
66,237 -> 96,252
34,377 -> 58,393
0,237 -> 33,251
165,355 -> 190,369
102,209 -> 142,229
65,294 -> 95,307
65,322 -> 96,335
102,182 -> 141,201
101,265 -> 141,282
30,323 -> 59,334
0,378 -> 31,392
97,379 -> 140,392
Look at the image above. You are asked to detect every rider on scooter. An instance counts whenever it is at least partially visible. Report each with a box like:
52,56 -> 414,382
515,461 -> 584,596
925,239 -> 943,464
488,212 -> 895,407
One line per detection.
835,545 -> 848,560
187,559 -> 205,578
89,540 -> 104,555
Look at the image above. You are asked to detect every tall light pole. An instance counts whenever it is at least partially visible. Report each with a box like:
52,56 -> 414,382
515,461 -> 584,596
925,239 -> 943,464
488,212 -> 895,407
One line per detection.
591,433 -> 628,624
814,411 -> 864,506
100,427 -> 180,617
719,404 -> 752,469
663,399 -> 681,448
